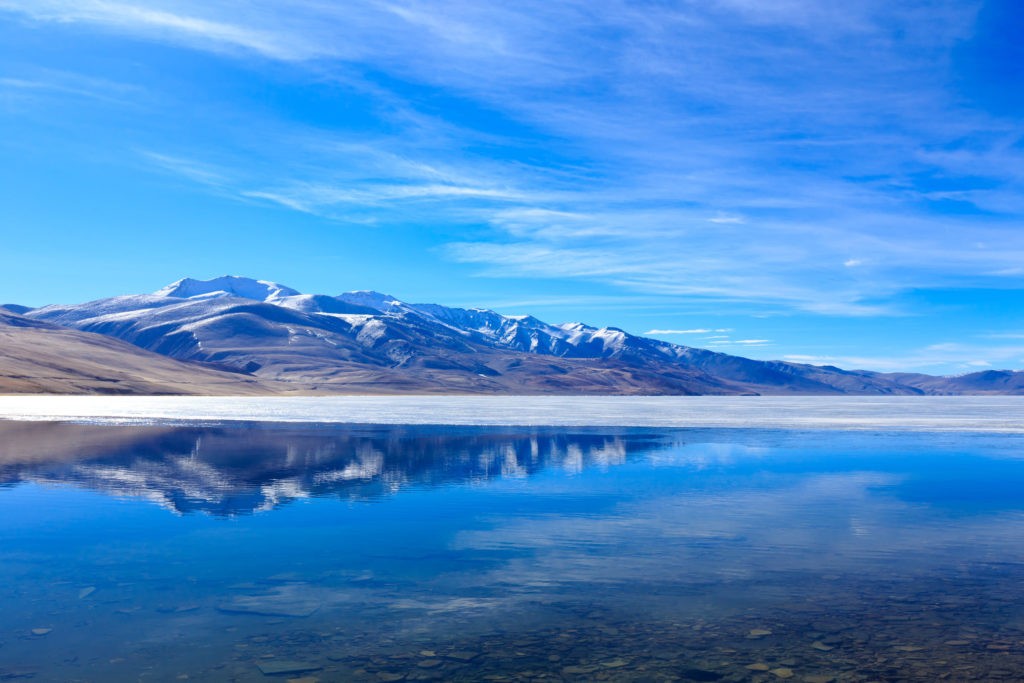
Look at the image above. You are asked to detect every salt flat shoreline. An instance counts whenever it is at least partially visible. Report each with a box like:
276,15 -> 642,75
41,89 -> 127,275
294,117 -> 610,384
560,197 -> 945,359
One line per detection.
0,395 -> 1022,431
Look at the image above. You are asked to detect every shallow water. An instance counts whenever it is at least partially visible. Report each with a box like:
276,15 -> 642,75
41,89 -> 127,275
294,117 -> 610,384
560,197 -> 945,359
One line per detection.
2,422 -> 1024,682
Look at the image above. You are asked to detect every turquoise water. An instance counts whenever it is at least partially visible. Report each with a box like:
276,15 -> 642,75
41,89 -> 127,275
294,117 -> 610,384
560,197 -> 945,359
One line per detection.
1,422 -> 1024,681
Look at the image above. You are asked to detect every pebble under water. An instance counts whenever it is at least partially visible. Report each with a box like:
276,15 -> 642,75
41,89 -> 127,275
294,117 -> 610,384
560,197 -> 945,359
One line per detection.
1,421 -> 1023,682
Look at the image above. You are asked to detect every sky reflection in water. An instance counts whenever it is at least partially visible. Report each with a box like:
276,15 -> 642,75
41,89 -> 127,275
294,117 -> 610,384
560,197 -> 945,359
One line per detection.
1,422 -> 1024,681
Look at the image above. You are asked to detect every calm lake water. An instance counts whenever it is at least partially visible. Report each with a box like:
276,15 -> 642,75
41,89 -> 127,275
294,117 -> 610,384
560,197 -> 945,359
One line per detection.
2,421 -> 1024,682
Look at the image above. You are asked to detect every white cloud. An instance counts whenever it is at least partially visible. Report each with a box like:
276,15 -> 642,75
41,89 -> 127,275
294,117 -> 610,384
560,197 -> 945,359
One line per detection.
645,328 -> 731,335
0,71 -> 140,104
0,0 -> 314,60
141,151 -> 228,186
707,339 -> 772,346
244,182 -> 522,209
708,213 -> 745,224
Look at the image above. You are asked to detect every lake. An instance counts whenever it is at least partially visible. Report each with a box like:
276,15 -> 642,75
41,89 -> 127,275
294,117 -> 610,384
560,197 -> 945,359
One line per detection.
1,408 -> 1024,681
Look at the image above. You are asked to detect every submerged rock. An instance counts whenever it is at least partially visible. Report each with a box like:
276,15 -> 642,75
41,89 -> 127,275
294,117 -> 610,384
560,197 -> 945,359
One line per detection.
255,661 -> 323,676
561,665 -> 599,675
219,587 -> 321,618
445,651 -> 479,662
416,660 -> 442,669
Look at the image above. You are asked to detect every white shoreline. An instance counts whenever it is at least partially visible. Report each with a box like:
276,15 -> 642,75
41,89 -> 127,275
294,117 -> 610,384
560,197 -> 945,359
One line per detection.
0,395 -> 1022,431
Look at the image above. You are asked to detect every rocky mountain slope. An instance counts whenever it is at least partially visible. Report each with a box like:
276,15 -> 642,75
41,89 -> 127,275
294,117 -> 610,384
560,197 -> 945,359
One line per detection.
16,276 -> 1024,395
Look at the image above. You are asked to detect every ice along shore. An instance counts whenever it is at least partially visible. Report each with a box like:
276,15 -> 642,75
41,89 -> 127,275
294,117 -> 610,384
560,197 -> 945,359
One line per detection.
0,395 -> 1023,432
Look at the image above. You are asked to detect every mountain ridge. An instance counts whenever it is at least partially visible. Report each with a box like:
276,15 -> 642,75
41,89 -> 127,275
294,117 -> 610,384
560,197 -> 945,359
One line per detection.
13,276 -> 1023,395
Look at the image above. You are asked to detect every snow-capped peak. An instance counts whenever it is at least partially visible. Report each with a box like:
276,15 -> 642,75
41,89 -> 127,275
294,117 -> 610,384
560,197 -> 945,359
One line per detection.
154,276 -> 300,302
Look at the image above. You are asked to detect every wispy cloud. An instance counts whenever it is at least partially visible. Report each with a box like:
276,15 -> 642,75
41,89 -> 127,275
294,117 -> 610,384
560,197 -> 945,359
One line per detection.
245,182 -> 524,208
0,68 -> 141,105
706,339 -> 772,347
645,328 -> 731,335
140,151 -> 228,187
0,0 -> 317,60
4,0 -> 1021,318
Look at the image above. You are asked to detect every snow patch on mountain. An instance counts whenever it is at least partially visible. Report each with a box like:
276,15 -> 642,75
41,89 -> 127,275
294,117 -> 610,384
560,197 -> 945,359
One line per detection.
336,290 -> 403,313
30,295 -> 181,326
356,319 -> 389,346
275,294 -> 380,316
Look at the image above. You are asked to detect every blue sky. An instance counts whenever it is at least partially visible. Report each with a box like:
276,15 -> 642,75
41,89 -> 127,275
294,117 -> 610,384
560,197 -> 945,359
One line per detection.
1,0 -> 1023,374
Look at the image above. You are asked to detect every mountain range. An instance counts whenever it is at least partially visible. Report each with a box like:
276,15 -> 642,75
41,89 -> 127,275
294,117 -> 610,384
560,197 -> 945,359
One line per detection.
2,275 -> 1021,395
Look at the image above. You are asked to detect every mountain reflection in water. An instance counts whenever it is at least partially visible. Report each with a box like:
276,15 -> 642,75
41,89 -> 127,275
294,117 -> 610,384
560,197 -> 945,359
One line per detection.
0,422 -> 656,515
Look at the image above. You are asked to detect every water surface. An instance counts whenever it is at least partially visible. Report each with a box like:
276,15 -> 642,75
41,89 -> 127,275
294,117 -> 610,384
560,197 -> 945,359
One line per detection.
2,422 -> 1023,681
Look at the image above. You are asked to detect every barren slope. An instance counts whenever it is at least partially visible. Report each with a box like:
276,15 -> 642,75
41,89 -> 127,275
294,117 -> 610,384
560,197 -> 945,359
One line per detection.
0,310 -> 270,395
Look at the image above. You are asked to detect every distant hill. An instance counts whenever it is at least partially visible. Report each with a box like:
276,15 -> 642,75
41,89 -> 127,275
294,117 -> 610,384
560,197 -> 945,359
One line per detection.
0,308 -> 271,395
15,276 -> 1024,395
883,370 -> 1024,395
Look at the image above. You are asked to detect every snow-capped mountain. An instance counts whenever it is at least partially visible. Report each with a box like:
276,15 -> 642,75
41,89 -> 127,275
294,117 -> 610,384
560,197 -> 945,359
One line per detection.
20,276 -> 1023,395
154,276 -> 301,301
